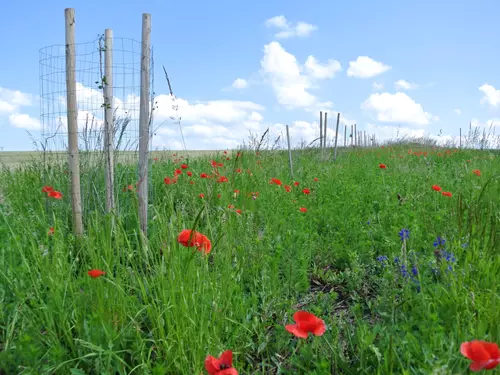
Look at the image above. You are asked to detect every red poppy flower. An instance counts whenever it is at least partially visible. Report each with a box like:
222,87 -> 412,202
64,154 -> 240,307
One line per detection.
199,193 -> 205,198
432,185 -> 442,192
460,340 -> 500,372
88,269 -> 105,278
48,227 -> 55,236
313,178 -> 319,182
181,163 -> 188,169
472,169 -> 481,176
299,207 -> 307,212
285,311 -> 326,338
217,176 -> 229,183
234,189 -> 240,194
47,190 -> 63,199
284,185 -> 292,193
187,171 -> 193,177
379,163 -> 387,169
174,168 -> 182,176
164,176 -> 176,185
42,185 -> 54,193
177,229 -> 212,254
270,178 -> 282,185
442,191 -> 452,197
293,181 -> 300,186
235,168 -> 242,173
189,180 -> 195,185
302,188 -> 311,195
235,209 -> 242,215
200,173 -> 209,178
228,204 -> 235,209
205,350 -> 238,375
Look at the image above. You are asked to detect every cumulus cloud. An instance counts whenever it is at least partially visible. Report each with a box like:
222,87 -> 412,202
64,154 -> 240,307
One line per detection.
151,94 -> 267,150
361,92 -> 437,126
260,42 -> 340,110
347,56 -> 391,79
9,113 -> 41,130
304,56 -> 342,79
364,123 -> 459,145
479,83 -> 500,107
260,42 -> 316,109
372,82 -> 384,91
394,79 -> 418,90
265,15 -> 317,39
232,78 -> 248,89
0,87 -> 38,130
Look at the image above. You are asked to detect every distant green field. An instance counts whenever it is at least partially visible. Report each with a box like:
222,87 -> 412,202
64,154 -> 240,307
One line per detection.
0,150 -> 231,168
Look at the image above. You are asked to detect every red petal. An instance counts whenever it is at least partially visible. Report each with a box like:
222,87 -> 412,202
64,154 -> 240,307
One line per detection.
285,324 -> 309,338
219,369 -> 238,375
218,350 -> 233,368
482,342 -> 500,359
204,355 -> 219,375
462,341 -> 492,362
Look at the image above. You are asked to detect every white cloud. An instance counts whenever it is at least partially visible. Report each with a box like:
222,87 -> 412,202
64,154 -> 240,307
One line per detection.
479,83 -> 500,107
249,111 -> 264,122
151,94 -> 267,150
0,87 -> 33,107
260,41 -> 316,109
0,100 -> 16,114
361,92 -> 437,126
265,15 -> 317,39
364,123 -> 460,145
232,78 -> 248,89
372,82 -> 384,91
394,79 -> 418,90
9,113 -> 41,130
454,108 -> 462,115
304,56 -> 342,79
347,56 -> 391,79
155,94 -> 264,124
470,118 -> 500,128
260,42 -> 340,110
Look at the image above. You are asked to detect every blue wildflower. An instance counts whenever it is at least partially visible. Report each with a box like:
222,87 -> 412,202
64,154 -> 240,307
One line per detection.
376,255 -> 388,264
441,250 -> 456,263
433,236 -> 446,248
400,264 -> 409,278
411,264 -> 418,277
399,229 -> 410,241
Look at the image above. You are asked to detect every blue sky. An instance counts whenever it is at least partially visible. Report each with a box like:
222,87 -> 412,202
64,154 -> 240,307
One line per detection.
0,0 -> 499,151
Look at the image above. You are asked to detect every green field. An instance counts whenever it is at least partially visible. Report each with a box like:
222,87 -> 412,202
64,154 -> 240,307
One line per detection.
0,145 -> 499,374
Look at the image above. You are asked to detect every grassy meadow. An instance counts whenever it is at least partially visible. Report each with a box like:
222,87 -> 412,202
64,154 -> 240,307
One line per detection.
0,145 -> 499,374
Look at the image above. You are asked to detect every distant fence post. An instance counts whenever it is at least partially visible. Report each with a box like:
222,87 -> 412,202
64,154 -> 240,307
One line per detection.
344,125 -> 347,147
333,112 -> 340,161
103,28 -> 115,213
286,124 -> 294,179
319,111 -> 323,149
459,127 -> 462,149
354,124 -> 357,147
64,8 -> 84,237
323,112 -> 328,149
138,13 -> 151,236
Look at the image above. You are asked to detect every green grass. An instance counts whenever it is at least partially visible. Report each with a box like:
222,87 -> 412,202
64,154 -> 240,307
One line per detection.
0,146 -> 499,374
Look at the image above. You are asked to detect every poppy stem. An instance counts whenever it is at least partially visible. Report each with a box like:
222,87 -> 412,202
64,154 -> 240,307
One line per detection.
290,338 -> 303,359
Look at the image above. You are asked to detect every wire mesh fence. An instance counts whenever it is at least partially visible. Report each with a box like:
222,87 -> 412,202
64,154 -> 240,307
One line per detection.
39,34 -> 154,218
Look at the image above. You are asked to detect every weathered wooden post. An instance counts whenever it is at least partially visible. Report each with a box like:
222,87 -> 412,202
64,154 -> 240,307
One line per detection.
138,13 -> 151,236
64,8 -> 84,237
